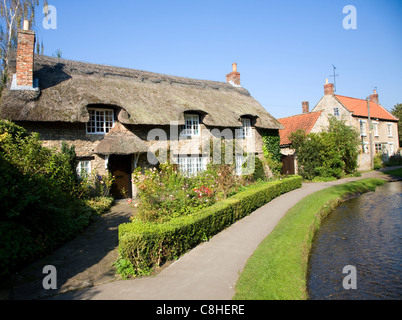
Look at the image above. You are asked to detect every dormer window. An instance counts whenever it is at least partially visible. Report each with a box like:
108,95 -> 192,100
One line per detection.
181,114 -> 200,137
238,118 -> 252,138
87,108 -> 114,134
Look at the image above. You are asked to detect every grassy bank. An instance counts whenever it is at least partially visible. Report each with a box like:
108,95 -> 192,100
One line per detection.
384,168 -> 402,177
233,178 -> 386,300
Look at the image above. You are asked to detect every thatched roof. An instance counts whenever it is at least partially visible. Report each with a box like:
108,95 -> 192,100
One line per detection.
94,122 -> 148,155
0,53 -> 283,130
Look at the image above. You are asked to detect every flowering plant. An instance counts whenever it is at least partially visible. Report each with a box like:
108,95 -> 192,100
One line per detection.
131,164 -> 216,223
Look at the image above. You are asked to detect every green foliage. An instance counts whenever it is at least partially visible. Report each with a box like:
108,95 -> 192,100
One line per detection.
261,130 -> 282,177
77,171 -> 115,199
374,154 -> 384,170
117,176 -> 302,278
390,103 -> 402,146
250,156 -> 266,181
132,164 -> 217,223
0,120 -> 112,279
384,153 -> 402,167
290,116 -> 360,180
131,158 -> 272,224
84,197 -> 114,215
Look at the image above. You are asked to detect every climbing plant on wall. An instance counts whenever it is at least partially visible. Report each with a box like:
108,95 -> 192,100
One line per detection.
261,130 -> 282,176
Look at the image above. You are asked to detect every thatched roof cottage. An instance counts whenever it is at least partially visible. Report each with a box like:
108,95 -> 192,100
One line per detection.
0,23 -> 283,198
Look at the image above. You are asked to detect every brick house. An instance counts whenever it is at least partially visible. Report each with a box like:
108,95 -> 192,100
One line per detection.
0,23 -> 283,198
278,80 -> 399,174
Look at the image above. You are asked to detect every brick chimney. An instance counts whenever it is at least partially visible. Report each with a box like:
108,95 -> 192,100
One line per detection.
226,63 -> 241,87
369,89 -> 379,104
324,79 -> 334,95
16,20 -> 35,88
302,101 -> 309,114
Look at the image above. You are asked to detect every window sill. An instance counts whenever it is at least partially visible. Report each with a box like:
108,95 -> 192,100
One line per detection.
87,132 -> 107,136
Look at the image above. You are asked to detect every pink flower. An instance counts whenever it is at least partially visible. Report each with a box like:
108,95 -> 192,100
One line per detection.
127,199 -> 133,204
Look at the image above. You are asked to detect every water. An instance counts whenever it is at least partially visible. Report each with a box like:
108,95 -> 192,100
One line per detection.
307,182 -> 402,300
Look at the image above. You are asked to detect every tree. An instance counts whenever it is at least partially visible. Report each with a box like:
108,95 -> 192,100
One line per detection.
0,0 -> 47,88
290,116 -> 360,180
390,103 -> 402,147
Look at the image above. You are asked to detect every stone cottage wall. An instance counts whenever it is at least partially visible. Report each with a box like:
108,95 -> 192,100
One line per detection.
18,121 -> 267,178
16,121 -> 108,176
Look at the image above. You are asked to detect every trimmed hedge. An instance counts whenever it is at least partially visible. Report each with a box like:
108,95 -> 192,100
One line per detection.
118,176 -> 302,276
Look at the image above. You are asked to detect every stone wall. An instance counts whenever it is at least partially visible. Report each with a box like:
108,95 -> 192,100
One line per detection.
18,120 -> 267,176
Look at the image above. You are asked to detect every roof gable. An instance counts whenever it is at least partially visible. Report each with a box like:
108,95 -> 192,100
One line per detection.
278,111 -> 322,146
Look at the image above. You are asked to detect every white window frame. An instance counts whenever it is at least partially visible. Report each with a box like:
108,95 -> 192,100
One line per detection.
360,120 -> 367,137
374,142 -> 383,154
235,155 -> 244,176
373,121 -> 379,137
237,118 -> 252,139
181,114 -> 200,137
388,143 -> 394,156
177,156 -> 207,177
76,160 -> 91,179
333,107 -> 340,116
86,108 -> 115,135
387,123 -> 393,137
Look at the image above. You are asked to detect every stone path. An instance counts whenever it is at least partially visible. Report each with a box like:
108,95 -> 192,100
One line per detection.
1,168 -> 400,300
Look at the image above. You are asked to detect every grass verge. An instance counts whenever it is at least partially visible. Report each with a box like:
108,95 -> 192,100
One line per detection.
233,178 -> 386,300
383,168 -> 402,177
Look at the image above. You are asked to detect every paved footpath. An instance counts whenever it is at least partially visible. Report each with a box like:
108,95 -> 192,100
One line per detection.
48,169 -> 399,300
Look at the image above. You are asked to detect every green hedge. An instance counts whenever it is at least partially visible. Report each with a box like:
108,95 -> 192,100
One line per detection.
118,176 -> 302,276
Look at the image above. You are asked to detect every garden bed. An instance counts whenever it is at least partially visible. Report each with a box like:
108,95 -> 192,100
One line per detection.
116,175 -> 302,278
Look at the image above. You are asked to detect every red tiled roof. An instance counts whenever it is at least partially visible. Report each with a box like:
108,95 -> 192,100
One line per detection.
335,95 -> 397,121
278,111 -> 322,146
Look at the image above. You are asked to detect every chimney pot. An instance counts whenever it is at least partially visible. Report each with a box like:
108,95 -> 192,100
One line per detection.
23,20 -> 30,30
226,63 -> 241,87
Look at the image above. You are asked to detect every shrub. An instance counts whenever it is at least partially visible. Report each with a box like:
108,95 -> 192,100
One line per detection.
290,116 -> 360,180
384,153 -> 402,167
0,120 -> 101,279
117,176 -> 302,278
374,154 -> 384,170
84,197 -> 115,215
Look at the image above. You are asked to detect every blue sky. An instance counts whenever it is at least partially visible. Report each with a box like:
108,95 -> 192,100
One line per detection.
33,0 -> 402,119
